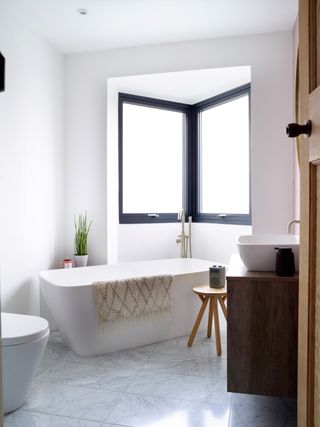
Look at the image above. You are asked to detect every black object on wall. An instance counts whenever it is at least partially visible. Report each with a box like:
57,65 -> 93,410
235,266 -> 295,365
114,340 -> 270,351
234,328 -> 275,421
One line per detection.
0,52 -> 5,92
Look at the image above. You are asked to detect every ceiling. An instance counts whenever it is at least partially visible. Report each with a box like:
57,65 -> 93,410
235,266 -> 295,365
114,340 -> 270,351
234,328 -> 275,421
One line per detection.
1,0 -> 298,54
109,66 -> 251,104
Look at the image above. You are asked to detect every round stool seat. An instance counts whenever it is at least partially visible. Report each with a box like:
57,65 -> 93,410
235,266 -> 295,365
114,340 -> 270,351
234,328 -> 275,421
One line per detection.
193,285 -> 227,296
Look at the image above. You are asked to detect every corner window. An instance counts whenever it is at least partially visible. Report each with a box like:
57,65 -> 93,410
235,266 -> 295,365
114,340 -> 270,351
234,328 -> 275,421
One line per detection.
119,85 -> 251,225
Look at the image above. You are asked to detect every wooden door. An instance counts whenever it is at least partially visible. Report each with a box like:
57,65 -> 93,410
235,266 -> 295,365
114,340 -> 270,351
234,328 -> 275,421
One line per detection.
297,0 -> 320,425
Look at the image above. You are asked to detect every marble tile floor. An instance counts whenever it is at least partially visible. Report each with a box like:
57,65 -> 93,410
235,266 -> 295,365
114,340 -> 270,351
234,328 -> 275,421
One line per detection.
4,328 -> 296,427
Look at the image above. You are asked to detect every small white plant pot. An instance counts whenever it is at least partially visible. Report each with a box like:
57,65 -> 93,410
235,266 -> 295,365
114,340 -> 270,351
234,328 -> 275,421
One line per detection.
74,255 -> 88,267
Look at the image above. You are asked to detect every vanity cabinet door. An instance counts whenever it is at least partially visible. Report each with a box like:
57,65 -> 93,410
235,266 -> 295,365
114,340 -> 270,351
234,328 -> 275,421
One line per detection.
227,274 -> 298,398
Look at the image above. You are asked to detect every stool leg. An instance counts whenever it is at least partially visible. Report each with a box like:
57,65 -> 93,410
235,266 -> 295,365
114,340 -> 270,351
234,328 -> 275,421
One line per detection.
212,297 -> 222,356
188,296 -> 209,347
207,297 -> 213,338
218,296 -> 227,320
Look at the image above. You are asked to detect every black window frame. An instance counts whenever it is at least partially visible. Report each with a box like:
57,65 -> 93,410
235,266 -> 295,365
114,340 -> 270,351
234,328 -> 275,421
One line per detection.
118,84 -> 251,225
118,93 -> 190,224
192,83 -> 252,225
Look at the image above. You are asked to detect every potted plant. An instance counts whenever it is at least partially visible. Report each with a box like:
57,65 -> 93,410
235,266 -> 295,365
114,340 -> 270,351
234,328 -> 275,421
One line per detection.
74,212 -> 92,267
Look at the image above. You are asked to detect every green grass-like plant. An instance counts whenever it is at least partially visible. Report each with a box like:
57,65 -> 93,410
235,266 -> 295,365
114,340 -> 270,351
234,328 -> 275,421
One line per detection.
74,213 -> 92,256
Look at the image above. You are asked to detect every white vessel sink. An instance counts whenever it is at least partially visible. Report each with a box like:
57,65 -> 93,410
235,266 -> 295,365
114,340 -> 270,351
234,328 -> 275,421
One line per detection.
236,234 -> 300,272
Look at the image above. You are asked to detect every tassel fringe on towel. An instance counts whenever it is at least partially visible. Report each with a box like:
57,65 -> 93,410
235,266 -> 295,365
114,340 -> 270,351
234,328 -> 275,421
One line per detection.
93,275 -> 173,327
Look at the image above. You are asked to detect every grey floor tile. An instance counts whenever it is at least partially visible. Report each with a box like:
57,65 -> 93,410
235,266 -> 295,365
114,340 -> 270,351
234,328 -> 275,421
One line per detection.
4,410 -> 114,426
229,394 -> 297,427
145,326 -> 226,348
56,343 -> 157,369
37,358 -> 57,376
37,339 -> 69,375
47,330 -> 227,369
45,338 -> 70,361
127,370 -> 229,403
23,382 -> 122,423
58,350 -> 111,366
19,331 -> 296,427
137,350 -> 228,378
145,333 -> 227,360
95,334 -> 227,377
37,360 -> 139,392
46,334 -> 114,367
108,392 -> 230,427
102,346 -> 159,370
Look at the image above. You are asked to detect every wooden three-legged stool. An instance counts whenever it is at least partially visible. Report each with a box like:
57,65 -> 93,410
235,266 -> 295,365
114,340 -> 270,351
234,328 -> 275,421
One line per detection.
187,285 -> 227,356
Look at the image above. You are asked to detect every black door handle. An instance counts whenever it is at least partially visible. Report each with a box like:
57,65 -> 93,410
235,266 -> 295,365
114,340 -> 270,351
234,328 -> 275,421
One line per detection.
286,120 -> 312,138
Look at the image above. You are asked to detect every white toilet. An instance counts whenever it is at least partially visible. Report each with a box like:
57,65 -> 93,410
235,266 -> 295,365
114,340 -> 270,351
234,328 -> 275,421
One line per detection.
2,312 -> 49,414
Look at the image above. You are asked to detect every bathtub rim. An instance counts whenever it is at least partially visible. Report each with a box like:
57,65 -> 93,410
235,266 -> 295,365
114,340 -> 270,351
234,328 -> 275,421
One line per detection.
39,258 -> 224,288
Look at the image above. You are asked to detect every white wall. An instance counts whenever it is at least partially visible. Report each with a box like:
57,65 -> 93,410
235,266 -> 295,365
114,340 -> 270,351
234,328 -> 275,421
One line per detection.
64,31 -> 293,266
118,223 -> 250,265
0,14 -> 64,314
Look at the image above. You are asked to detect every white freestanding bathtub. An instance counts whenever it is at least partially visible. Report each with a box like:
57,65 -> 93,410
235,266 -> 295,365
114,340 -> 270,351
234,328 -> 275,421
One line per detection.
39,258 -> 216,357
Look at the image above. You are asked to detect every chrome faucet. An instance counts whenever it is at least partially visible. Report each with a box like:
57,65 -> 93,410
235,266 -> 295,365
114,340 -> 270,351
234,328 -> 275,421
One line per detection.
176,209 -> 192,258
287,219 -> 300,234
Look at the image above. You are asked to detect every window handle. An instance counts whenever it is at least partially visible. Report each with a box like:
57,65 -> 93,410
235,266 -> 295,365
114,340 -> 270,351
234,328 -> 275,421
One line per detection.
147,213 -> 160,218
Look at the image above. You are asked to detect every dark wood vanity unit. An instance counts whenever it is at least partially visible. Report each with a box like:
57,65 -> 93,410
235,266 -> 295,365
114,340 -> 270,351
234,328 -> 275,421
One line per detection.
226,254 -> 298,398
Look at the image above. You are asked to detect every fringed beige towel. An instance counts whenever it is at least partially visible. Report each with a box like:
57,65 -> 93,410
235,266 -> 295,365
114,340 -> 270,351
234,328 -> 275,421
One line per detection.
93,275 -> 173,327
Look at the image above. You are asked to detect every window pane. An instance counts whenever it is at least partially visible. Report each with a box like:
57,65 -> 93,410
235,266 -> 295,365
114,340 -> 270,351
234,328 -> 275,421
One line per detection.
122,103 -> 184,213
199,95 -> 250,214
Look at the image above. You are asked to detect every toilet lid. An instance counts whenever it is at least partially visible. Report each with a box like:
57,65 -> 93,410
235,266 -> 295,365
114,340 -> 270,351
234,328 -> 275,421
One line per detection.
1,312 -> 49,346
